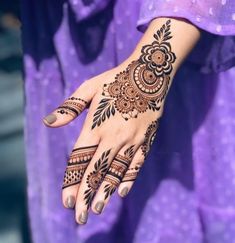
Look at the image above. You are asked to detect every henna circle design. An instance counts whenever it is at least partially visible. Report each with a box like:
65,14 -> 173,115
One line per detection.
128,61 -> 170,100
84,149 -> 111,208
92,20 -> 176,129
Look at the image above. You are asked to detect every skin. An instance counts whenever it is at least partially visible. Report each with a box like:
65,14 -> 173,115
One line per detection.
43,17 -> 200,224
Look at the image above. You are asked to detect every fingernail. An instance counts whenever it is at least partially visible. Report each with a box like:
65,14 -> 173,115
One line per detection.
66,196 -> 75,209
95,201 -> 104,214
120,187 -> 129,197
43,114 -> 57,124
78,210 -> 88,224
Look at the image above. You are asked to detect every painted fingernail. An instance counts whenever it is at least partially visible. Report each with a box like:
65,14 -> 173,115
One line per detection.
120,187 -> 129,197
66,196 -> 75,209
95,201 -> 104,214
43,114 -> 57,124
78,210 -> 88,224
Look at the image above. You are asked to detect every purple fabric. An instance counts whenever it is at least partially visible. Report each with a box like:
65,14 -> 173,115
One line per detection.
21,0 -> 235,242
138,0 -> 235,35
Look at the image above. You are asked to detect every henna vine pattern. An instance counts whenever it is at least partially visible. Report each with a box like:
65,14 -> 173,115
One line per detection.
92,20 -> 176,129
57,97 -> 87,118
122,120 -> 159,183
141,119 -> 159,158
103,145 -> 135,199
62,145 -> 97,189
84,149 -> 111,209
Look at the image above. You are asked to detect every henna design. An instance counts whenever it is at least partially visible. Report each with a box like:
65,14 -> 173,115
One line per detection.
57,96 -> 87,118
122,119 -> 159,183
122,161 -> 144,182
91,98 -> 115,129
141,119 -> 159,158
103,145 -> 135,199
92,20 -> 176,128
62,145 -> 97,189
124,145 -> 135,160
140,21 -> 176,77
84,149 -> 111,208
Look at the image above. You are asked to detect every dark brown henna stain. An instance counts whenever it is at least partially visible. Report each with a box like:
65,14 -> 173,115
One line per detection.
141,119 -> 159,158
122,119 -> 159,182
140,20 -> 176,77
122,161 -> 144,183
103,145 -> 135,199
84,149 -> 111,209
91,98 -> 115,130
57,96 -> 88,118
62,145 -> 98,189
92,20 -> 176,129
122,119 -> 159,183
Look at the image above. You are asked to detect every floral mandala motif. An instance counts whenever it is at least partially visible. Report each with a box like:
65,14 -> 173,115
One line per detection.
92,20 -> 176,129
140,42 -> 176,77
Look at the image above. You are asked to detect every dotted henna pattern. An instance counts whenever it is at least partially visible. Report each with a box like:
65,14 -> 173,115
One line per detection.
92,20 -> 176,129
62,145 -> 97,189
122,161 -> 144,183
141,119 -> 159,157
57,97 -> 87,118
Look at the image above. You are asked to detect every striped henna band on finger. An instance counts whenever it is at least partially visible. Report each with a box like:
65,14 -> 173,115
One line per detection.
57,97 -> 87,118
62,145 -> 98,189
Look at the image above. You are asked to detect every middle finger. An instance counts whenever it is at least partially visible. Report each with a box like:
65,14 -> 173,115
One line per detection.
74,140 -> 122,224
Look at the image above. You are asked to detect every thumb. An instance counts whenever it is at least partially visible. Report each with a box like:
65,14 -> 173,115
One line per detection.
43,80 -> 95,128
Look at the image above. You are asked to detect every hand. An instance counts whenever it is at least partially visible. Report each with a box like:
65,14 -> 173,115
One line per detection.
43,18 -> 200,224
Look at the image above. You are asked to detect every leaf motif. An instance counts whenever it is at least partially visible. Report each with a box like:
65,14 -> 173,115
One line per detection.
104,191 -> 109,200
94,109 -> 102,116
92,98 -> 116,129
103,184 -> 116,200
107,106 -> 110,118
98,119 -> 102,126
91,123 -> 96,130
111,105 -> 115,115
154,19 -> 172,44
163,36 -> 172,42
106,149 -> 111,157
84,190 -> 91,199
148,100 -> 160,111
100,98 -> 111,103
102,112 -> 106,122
111,188 -> 116,195
124,145 -> 135,159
